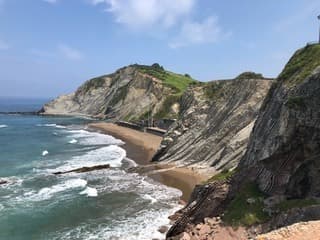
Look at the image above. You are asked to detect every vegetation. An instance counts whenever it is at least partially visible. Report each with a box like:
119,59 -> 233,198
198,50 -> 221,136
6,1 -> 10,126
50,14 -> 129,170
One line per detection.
80,75 -> 107,93
223,182 -> 269,226
204,169 -> 236,183
154,95 -> 181,119
278,44 -> 320,85
275,198 -> 320,212
286,96 -> 305,109
134,63 -> 197,94
236,72 -> 264,80
204,81 -> 224,99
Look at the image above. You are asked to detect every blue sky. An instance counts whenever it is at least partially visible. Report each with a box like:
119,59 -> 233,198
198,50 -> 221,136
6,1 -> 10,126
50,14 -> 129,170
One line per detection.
0,0 -> 319,97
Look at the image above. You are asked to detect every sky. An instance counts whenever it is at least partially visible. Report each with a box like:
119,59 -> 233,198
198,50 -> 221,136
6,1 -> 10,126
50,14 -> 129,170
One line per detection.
0,0 -> 319,98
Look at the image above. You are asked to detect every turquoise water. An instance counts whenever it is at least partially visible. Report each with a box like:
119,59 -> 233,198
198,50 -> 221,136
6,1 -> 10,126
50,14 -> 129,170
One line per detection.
0,98 -> 181,240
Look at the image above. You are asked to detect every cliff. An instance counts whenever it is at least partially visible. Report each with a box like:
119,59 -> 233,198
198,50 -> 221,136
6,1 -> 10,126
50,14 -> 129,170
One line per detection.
40,64 -> 196,120
153,74 -> 273,172
167,44 -> 320,239
240,44 -> 320,198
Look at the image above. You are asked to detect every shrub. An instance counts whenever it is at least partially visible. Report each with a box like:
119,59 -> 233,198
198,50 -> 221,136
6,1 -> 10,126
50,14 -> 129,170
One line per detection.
223,182 -> 269,226
236,72 -> 264,80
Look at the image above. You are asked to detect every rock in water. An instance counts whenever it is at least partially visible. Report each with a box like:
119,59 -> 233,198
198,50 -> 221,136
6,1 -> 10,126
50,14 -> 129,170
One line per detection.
0,180 -> 8,185
53,164 -> 110,175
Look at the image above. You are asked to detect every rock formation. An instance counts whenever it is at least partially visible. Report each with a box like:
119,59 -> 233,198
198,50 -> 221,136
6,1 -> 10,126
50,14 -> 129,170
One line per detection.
53,164 -> 110,175
0,179 -> 8,185
40,64 -> 195,120
153,75 -> 272,172
166,44 -> 320,239
239,44 -> 320,198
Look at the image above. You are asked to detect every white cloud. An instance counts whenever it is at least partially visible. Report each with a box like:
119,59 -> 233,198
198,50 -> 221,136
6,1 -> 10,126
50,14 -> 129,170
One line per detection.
92,0 -> 196,29
169,16 -> 230,48
58,44 -> 84,60
90,0 -> 229,48
0,39 -> 9,50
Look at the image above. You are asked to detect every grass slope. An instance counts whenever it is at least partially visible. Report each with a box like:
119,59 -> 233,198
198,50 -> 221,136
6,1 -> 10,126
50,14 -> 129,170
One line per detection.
279,44 -> 320,85
223,182 -> 269,226
134,64 -> 197,94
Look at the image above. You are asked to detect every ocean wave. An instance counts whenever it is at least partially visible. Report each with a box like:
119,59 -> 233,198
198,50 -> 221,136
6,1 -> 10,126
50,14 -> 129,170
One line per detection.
36,124 -> 67,129
100,170 -> 182,202
80,187 -> 98,197
50,145 -> 126,173
0,124 -> 8,128
24,178 -> 87,202
0,176 -> 24,189
42,150 -> 49,156
52,202 -> 181,240
67,129 -> 124,146
68,139 -> 78,144
142,194 -> 157,204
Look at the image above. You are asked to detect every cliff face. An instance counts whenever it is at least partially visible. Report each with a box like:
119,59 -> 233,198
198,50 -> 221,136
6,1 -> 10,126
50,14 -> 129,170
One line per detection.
240,44 -> 320,198
167,45 -> 320,238
41,64 -> 195,120
153,75 -> 273,172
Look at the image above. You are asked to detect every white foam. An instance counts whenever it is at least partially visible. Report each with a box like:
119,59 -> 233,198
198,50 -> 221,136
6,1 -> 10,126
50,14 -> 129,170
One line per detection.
0,124 -> 8,128
80,187 -> 98,197
26,179 -> 87,201
42,150 -> 49,156
68,139 -> 78,144
37,124 -> 66,129
51,145 -> 126,173
143,194 -> 157,204
0,176 -> 24,188
54,201 -> 181,240
67,129 -> 124,146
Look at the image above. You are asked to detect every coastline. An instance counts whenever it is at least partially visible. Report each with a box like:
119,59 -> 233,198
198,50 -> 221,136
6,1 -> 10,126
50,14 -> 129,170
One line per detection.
88,122 -> 206,201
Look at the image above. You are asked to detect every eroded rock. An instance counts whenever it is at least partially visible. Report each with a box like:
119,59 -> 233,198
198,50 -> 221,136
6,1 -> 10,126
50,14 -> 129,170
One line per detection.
53,164 -> 110,175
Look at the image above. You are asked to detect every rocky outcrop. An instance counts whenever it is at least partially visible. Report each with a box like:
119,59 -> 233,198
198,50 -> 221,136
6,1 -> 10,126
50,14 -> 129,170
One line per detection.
53,164 -> 110,175
41,64 -> 194,120
0,180 -> 8,185
153,76 -> 272,172
166,44 -> 320,239
239,44 -> 320,198
167,181 -> 230,238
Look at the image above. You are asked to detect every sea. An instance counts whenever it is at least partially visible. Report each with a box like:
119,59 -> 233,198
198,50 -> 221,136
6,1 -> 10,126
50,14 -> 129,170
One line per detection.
0,97 -> 181,240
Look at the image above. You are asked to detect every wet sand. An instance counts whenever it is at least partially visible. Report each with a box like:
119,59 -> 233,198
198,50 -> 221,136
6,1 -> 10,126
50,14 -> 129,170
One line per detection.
88,122 -> 206,201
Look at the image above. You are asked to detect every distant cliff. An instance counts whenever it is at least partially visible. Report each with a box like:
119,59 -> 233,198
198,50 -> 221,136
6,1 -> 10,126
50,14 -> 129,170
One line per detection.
167,44 -> 320,239
153,73 -> 273,172
40,64 -> 196,120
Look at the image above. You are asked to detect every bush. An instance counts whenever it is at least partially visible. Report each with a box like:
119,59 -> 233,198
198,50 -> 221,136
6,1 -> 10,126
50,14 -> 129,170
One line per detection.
204,81 -> 224,99
236,72 -> 264,80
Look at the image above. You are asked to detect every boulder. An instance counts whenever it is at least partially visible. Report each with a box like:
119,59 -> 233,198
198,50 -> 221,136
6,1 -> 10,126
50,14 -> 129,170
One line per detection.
0,180 -> 8,185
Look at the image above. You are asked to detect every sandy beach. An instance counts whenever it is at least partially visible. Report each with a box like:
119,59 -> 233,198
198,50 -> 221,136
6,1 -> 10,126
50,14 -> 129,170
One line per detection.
88,122 -> 206,201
